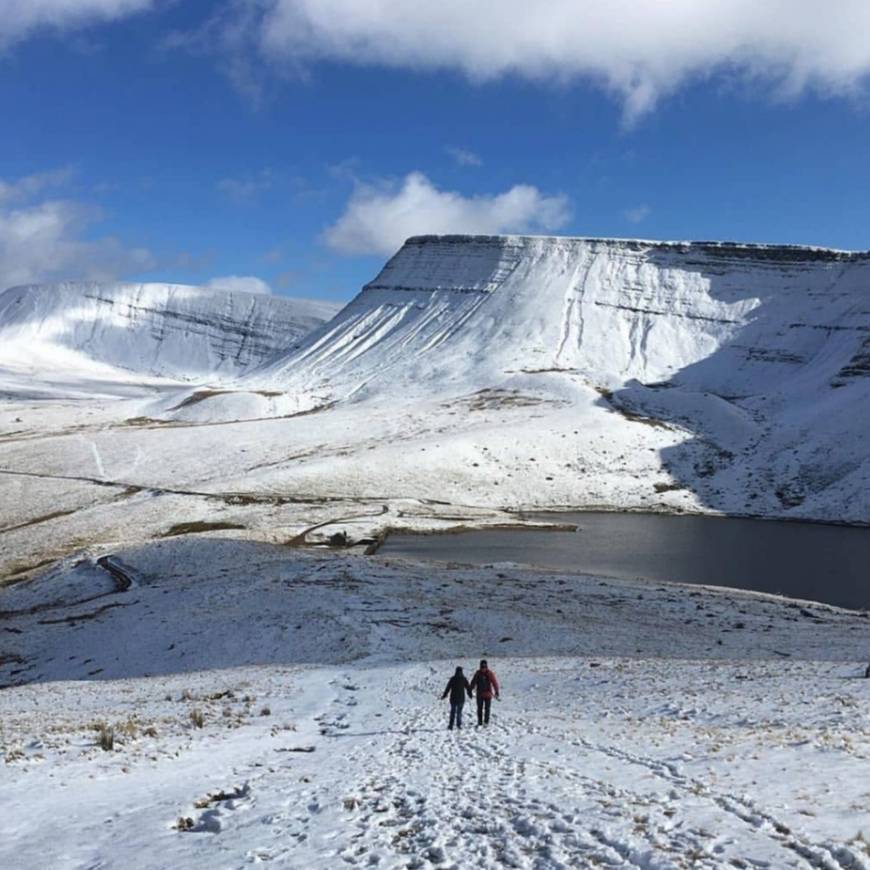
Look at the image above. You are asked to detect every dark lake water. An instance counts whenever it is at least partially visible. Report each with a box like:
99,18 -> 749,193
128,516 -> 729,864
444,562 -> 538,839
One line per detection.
378,512 -> 870,610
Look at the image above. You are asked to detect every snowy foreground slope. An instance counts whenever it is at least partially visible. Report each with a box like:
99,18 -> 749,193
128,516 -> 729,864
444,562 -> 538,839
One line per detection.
0,281 -> 339,398
1,544 -> 869,869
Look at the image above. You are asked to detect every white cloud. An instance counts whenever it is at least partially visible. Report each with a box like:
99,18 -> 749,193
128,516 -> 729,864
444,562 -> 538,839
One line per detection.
624,204 -> 651,224
0,199 -> 154,291
0,168 -> 74,204
0,168 -> 154,290
163,1 -> 276,108
0,0 -> 153,48
324,171 -> 570,256
446,146 -> 482,168
237,0 -> 870,121
217,169 -> 274,201
207,275 -> 273,295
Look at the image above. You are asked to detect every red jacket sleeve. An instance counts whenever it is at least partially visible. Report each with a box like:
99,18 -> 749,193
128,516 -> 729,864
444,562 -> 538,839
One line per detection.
490,671 -> 500,695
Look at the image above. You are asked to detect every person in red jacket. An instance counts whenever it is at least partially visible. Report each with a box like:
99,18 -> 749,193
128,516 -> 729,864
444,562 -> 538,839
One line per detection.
470,659 -> 500,726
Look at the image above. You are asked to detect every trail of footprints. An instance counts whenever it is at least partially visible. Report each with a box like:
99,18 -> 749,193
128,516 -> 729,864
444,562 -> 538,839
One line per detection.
170,675 -> 867,869
339,686 -> 865,869
336,690 -> 646,868
512,715 -> 864,870
315,676 -> 360,736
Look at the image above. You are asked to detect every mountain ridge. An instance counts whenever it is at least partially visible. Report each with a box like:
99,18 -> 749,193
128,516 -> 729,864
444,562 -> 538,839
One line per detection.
0,280 -> 341,397
196,232 -> 869,523
401,233 -> 870,259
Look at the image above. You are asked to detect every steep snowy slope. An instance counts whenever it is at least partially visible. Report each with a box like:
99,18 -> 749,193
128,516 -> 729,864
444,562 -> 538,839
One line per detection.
0,281 -> 340,396
257,235 -> 869,398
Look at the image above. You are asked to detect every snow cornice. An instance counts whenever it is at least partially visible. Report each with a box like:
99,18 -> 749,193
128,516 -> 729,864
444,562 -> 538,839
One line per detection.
401,234 -> 870,262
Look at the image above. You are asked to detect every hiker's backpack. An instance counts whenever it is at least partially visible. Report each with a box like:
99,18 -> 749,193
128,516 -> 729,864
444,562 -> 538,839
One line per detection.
477,671 -> 491,694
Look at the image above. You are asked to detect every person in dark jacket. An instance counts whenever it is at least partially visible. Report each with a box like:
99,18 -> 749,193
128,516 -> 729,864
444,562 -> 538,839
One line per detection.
441,666 -> 472,730
470,659 -> 500,726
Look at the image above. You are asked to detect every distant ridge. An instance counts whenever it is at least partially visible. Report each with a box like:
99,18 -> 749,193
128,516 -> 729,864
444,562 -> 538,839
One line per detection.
0,281 -> 341,395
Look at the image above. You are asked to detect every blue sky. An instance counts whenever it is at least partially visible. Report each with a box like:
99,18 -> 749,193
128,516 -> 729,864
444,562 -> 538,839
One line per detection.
2,1 -> 870,301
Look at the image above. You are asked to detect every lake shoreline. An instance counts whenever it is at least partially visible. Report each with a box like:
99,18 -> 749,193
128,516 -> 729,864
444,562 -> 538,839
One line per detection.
377,510 -> 870,611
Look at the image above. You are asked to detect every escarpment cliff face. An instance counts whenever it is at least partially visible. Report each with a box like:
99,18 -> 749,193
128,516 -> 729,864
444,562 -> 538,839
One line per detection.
259,234 -> 870,397
0,282 -> 340,394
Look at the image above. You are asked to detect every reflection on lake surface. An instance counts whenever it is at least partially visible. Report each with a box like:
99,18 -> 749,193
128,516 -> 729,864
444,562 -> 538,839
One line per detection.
378,512 -> 870,610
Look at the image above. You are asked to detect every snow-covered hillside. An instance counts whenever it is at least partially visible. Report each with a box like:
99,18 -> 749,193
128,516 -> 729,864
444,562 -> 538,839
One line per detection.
0,281 -> 340,397
1,234 -> 869,584
151,235 -> 870,523
2,544 -> 869,869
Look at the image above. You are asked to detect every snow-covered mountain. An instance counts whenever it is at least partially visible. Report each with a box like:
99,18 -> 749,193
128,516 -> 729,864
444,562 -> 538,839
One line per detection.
1,235 -> 869,584
163,234 -> 870,522
3,542 -> 868,869
0,281 -> 340,396
258,234 -> 870,399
